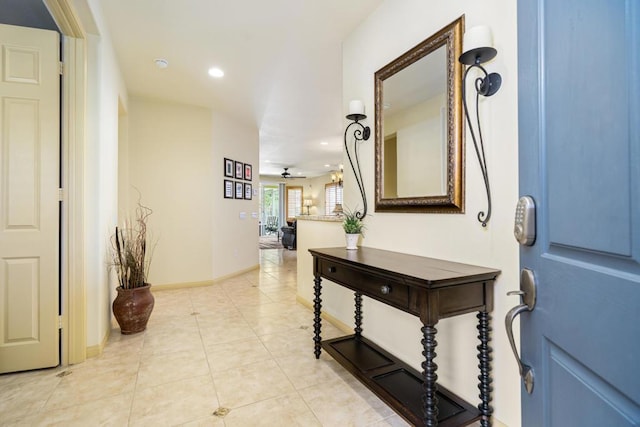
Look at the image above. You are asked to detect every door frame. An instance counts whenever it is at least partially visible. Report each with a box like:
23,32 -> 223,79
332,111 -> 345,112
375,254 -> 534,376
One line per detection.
45,0 -> 87,365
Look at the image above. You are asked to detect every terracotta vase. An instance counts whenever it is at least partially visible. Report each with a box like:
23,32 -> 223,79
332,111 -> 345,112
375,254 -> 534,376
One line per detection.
112,284 -> 154,335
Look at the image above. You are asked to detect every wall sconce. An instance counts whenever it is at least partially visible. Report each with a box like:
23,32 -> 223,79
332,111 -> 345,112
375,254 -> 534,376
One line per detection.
303,198 -> 313,215
459,25 -> 502,227
331,165 -> 344,187
344,100 -> 370,220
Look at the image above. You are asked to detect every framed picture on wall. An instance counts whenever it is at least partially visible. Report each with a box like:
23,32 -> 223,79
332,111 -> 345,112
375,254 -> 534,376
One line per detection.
224,158 -> 234,177
224,180 -> 233,199
235,161 -> 244,179
244,163 -> 252,181
244,183 -> 252,200
235,181 -> 244,199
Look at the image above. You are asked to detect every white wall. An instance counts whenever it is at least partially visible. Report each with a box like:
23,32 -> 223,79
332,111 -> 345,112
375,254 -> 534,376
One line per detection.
211,111 -> 260,279
81,0 -> 129,348
125,98 -> 214,285
340,1 -> 519,425
123,100 -> 260,284
117,100 -> 129,221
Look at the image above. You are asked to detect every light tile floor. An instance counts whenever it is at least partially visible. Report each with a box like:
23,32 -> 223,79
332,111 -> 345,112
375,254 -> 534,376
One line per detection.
0,249 -> 484,426
0,249 -> 414,426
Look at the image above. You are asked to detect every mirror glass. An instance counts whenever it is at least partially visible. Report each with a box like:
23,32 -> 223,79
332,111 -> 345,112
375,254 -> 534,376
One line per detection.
375,16 -> 464,213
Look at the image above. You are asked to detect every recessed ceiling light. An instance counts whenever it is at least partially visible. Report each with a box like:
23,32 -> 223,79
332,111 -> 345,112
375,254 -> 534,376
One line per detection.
265,160 -> 271,163
324,164 -> 330,168
154,58 -> 169,69
320,141 -> 328,146
208,67 -> 224,78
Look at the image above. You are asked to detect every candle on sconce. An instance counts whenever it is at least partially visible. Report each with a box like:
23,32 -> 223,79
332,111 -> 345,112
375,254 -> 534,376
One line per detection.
463,25 -> 493,53
349,100 -> 365,116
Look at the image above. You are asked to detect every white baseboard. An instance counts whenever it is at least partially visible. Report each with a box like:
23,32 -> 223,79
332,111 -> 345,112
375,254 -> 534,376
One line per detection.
151,264 -> 261,291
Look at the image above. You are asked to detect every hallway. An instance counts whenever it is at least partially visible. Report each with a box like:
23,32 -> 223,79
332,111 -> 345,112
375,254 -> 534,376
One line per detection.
0,249 -> 411,426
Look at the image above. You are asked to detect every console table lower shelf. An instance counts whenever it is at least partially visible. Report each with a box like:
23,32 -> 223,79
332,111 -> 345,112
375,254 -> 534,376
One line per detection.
322,334 -> 480,427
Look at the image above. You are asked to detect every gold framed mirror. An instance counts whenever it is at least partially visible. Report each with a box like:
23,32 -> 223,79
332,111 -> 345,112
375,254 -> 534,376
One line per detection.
374,16 -> 464,213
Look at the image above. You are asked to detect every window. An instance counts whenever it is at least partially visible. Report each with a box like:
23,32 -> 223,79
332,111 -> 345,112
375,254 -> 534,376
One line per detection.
260,184 -> 279,235
325,183 -> 343,214
286,186 -> 303,220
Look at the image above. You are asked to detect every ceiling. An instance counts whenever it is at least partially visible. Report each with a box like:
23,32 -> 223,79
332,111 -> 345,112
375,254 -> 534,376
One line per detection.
98,0 -> 384,178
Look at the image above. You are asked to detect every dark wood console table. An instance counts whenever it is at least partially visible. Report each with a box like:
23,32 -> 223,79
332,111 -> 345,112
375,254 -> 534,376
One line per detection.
309,247 -> 500,427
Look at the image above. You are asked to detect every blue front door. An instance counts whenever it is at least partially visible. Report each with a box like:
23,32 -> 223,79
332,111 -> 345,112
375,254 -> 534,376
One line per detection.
518,0 -> 640,425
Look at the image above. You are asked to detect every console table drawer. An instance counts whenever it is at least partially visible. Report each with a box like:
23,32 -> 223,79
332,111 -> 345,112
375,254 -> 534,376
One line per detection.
320,260 -> 409,309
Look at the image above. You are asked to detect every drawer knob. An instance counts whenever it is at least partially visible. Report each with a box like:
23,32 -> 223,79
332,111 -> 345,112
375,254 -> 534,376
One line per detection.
328,266 -> 336,273
380,285 -> 391,295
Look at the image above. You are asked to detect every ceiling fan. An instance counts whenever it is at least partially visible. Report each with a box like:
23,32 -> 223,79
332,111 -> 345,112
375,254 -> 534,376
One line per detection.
281,167 -> 306,179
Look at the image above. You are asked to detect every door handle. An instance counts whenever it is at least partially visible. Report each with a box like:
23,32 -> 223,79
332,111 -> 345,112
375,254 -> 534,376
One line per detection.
505,268 -> 537,394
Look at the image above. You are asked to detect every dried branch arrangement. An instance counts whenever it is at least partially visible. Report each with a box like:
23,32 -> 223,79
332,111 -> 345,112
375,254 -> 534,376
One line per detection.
111,202 -> 153,289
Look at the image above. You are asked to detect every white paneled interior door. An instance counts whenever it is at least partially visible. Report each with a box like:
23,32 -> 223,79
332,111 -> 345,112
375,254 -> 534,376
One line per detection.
0,24 -> 60,373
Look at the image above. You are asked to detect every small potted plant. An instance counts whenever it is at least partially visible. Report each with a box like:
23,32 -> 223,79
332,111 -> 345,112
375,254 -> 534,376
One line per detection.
110,202 -> 155,334
342,209 -> 364,250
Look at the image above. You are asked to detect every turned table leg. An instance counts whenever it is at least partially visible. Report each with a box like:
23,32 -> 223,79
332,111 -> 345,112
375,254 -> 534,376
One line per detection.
313,276 -> 322,359
354,292 -> 363,337
477,310 -> 493,426
421,323 -> 439,426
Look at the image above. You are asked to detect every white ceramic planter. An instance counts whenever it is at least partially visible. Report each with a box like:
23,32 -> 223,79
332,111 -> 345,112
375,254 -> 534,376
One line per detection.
345,233 -> 360,250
